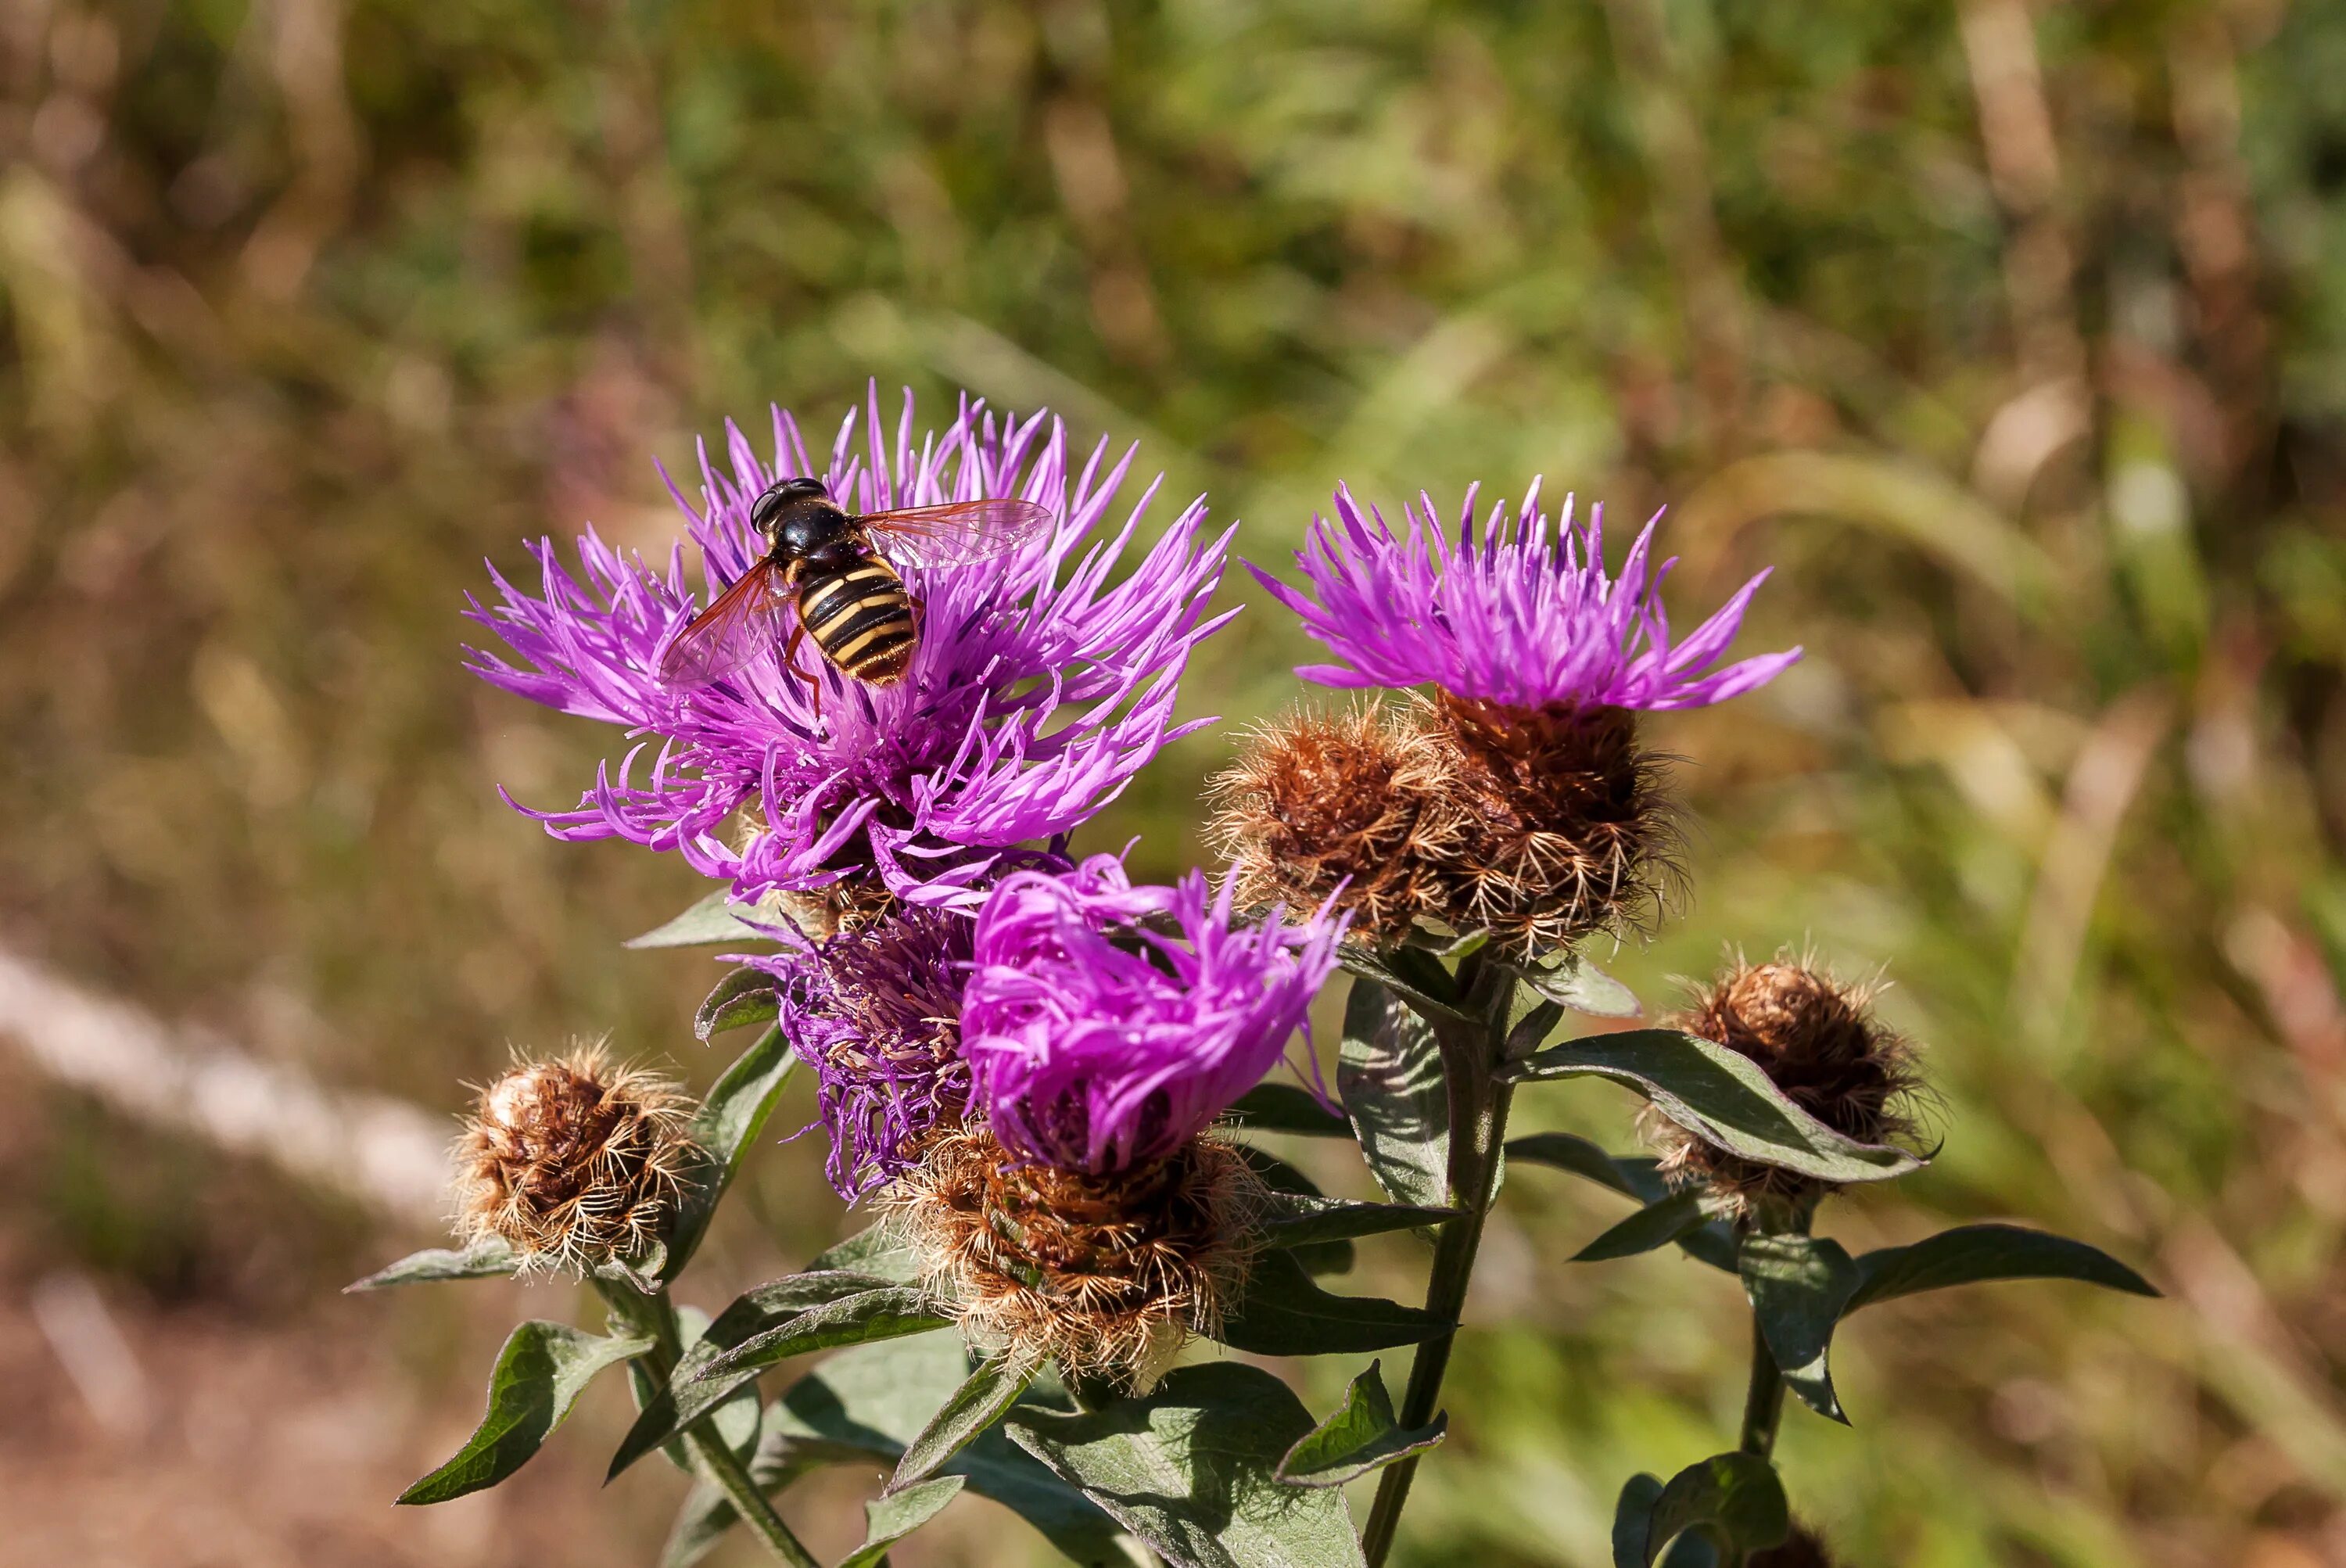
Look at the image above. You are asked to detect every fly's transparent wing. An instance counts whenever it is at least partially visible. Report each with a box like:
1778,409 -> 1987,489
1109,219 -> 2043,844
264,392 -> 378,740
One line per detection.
856,497 -> 1055,569
657,560 -> 789,691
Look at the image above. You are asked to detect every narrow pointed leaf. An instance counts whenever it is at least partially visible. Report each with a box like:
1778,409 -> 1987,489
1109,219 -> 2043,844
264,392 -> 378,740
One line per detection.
1572,1189 -> 1713,1262
1612,1473 -> 1666,1568
661,1024 -> 795,1282
698,1286 -> 948,1382
1738,1233 -> 1860,1423
838,1475 -> 966,1568
1232,1146 -> 1354,1272
1505,1000 -> 1566,1061
608,1271 -> 923,1480
1505,1138 -> 1738,1272
1006,1362 -> 1367,1568
1513,956 -> 1643,1018
345,1237 -> 518,1292
628,887 -> 773,949
695,966 -> 780,1040
1259,1195 -> 1459,1250
399,1322 -> 653,1504
1337,945 -> 1473,1023
809,1220 -> 924,1283
1275,1359 -> 1447,1487
627,1306 -> 762,1479
1846,1224 -> 2158,1312
1642,1451 -> 1789,1565
1214,1248 -> 1450,1355
765,1335 -> 1132,1566
1507,1030 -> 1925,1183
891,1352 -> 1038,1493
1339,978 -> 1451,1208
1224,1081 -> 1352,1136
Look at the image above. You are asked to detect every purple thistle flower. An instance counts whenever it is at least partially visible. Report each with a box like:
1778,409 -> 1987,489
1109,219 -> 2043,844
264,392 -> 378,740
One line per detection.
1250,481 -> 1801,712
757,907 -> 974,1200
963,855 -> 1345,1176
465,389 -> 1236,909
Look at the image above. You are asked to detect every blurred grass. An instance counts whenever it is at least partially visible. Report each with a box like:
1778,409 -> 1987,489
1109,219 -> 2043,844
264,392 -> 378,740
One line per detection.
5,0 -> 2346,1563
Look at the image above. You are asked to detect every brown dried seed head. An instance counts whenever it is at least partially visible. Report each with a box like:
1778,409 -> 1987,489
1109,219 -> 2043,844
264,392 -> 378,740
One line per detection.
1651,959 -> 1920,1220
885,1126 -> 1267,1393
1205,701 -> 1466,945
452,1044 -> 698,1273
1429,696 -> 1681,955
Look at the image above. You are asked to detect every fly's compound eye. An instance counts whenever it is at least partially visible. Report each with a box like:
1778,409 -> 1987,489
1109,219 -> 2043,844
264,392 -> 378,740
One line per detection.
749,478 -> 829,536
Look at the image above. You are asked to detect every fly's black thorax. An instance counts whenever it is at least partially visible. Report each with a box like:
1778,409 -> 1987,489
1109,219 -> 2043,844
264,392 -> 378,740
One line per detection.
795,545 -> 917,687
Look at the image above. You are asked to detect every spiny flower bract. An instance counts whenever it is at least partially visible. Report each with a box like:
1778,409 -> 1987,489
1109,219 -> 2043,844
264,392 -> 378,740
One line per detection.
465,389 -> 1234,910
1251,481 -> 1800,712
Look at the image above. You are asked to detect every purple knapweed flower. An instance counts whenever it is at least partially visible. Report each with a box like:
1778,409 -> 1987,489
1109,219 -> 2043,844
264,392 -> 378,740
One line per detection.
759,906 -> 974,1200
1250,481 -> 1800,712
465,389 -> 1234,910
962,855 -> 1344,1176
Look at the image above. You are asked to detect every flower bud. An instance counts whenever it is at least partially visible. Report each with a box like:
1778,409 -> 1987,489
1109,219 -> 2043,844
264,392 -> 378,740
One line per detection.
1432,696 -> 1679,954
1206,702 -> 1467,947
887,1125 -> 1265,1394
1652,960 -> 1919,1223
452,1046 -> 698,1272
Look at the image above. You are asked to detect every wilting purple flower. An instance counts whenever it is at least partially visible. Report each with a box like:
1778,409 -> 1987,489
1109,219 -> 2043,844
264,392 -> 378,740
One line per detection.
759,908 -> 974,1200
963,856 -> 1344,1175
1251,481 -> 1800,712
465,389 -> 1234,909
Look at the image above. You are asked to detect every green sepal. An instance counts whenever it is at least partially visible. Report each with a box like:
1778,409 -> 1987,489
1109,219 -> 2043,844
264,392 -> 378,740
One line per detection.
398,1322 -> 654,1504
1212,1249 -> 1451,1356
1274,1359 -> 1447,1487
695,965 -> 780,1040
1506,1029 -> 1925,1183
1006,1362 -> 1368,1568
1739,1233 -> 1861,1423
1846,1223 -> 2158,1312
344,1237 -> 519,1292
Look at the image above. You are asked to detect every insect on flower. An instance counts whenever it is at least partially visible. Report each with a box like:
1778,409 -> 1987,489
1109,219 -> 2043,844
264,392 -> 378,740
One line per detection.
656,476 -> 1053,697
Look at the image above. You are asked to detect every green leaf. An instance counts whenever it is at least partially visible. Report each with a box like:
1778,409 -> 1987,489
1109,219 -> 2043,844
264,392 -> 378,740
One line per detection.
1214,1247 -> 1451,1356
808,1220 -> 924,1283
344,1237 -> 518,1292
838,1475 -> 966,1568
1223,1081 -> 1351,1136
1006,1362 -> 1368,1568
1612,1472 -> 1666,1568
608,1271 -> 928,1479
1274,1359 -> 1446,1487
1339,978 -> 1451,1209
891,1351 -> 1038,1493
1504,1137 -> 1739,1273
766,1334 -> 1135,1566
1507,1030 -> 1925,1184
1258,1194 -> 1458,1250
627,887 -> 775,949
1846,1223 -> 2159,1313
1571,1190 -> 1715,1263
627,1306 -> 762,1479
698,1285 -> 949,1383
1505,999 -> 1566,1062
1336,945 -> 1472,1023
1738,1233 -> 1861,1423
1232,1147 -> 1355,1271
695,965 -> 780,1041
1640,1451 -> 1789,1566
399,1322 -> 653,1504
662,1024 -> 796,1283
1512,956 -> 1642,1018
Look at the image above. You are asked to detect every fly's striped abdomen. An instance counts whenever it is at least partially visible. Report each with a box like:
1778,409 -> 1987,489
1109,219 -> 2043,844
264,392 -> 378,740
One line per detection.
797,557 -> 917,686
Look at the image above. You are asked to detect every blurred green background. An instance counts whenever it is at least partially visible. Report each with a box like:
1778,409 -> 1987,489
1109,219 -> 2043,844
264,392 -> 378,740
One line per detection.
5,0 -> 2344,1563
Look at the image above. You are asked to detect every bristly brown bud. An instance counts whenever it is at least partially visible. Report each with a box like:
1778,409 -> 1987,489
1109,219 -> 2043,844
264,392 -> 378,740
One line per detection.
885,1126 -> 1267,1393
1750,1523 -> 1842,1566
1205,702 -> 1466,946
453,1045 -> 698,1273
1430,696 -> 1680,954
1652,959 -> 1920,1222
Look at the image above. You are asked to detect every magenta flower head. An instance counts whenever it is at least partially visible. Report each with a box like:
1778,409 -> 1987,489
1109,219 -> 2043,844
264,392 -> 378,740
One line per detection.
465,389 -> 1235,912
962,855 -> 1345,1176
1250,480 -> 1799,712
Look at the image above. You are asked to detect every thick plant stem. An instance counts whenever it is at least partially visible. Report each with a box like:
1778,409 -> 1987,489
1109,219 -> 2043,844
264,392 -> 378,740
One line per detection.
1736,1314 -> 1785,1459
594,1278 -> 821,1568
1361,954 -> 1516,1566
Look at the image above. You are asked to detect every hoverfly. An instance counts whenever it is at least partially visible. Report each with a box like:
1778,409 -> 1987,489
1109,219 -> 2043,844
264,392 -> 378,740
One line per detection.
657,478 -> 1053,695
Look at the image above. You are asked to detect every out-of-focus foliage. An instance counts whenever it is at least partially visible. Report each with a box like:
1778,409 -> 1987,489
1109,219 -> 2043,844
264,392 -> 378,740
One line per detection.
5,0 -> 2344,1563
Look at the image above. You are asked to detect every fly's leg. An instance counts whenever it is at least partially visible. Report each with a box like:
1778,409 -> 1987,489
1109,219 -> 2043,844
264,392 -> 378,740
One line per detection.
781,620 -> 825,723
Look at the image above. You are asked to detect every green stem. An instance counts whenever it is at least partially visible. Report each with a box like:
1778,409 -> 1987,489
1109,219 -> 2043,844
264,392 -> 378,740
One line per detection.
1736,1313 -> 1785,1459
593,1278 -> 821,1568
1361,954 -> 1516,1567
